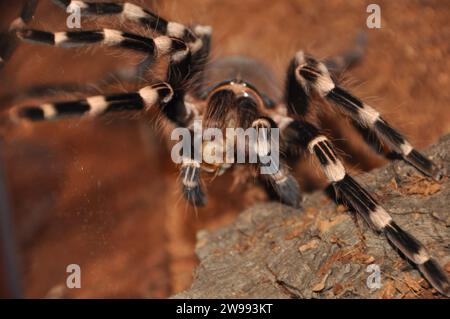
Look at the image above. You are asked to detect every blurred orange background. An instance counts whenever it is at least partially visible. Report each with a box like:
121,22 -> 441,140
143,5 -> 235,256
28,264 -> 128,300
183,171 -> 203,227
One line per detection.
0,0 -> 449,298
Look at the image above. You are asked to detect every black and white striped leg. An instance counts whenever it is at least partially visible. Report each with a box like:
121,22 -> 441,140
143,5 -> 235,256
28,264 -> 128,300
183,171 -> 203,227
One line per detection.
189,25 -> 212,97
281,118 -> 450,296
154,90 -> 204,206
0,0 -> 38,69
51,0 -> 206,54
174,100 -> 206,207
291,52 -> 442,180
161,26 -> 211,128
284,32 -> 367,117
48,1 -> 213,126
162,26 -> 211,125
181,155 -> 206,207
251,117 -> 301,208
10,82 -> 173,122
17,28 -> 190,64
168,105 -> 205,206
351,118 -> 403,161
265,168 -> 301,208
108,25 -> 211,88
284,52 -> 311,117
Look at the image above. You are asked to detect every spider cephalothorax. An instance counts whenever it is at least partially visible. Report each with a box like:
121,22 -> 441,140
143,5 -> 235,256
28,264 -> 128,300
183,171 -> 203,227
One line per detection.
1,0 -> 448,297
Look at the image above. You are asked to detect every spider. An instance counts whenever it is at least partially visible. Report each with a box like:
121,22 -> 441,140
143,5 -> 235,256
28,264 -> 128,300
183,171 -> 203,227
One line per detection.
0,0 -> 448,297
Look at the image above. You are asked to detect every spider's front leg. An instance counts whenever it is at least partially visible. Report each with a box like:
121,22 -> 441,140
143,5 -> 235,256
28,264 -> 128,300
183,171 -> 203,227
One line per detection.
250,117 -> 301,208
288,51 -> 442,180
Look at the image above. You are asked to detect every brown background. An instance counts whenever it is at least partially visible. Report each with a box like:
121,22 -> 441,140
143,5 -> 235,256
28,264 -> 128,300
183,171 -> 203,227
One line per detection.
0,0 -> 449,298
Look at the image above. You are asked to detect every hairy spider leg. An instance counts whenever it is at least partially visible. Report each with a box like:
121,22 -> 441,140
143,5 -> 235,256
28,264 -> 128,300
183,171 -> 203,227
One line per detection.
52,1 -> 213,94
10,82 -> 173,121
251,116 -> 301,208
52,0 -> 204,53
281,65 -> 449,295
287,51 -> 441,180
279,116 -> 449,296
17,28 -> 189,63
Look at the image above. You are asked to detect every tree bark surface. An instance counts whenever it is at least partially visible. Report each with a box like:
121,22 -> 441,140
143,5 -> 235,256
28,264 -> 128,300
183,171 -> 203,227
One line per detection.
174,135 -> 450,299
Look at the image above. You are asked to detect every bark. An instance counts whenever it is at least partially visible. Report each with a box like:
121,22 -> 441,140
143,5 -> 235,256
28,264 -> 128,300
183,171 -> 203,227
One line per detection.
173,135 -> 450,299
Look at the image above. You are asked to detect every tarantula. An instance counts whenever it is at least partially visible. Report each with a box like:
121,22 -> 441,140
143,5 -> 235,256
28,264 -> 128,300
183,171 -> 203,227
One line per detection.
0,0 -> 448,297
